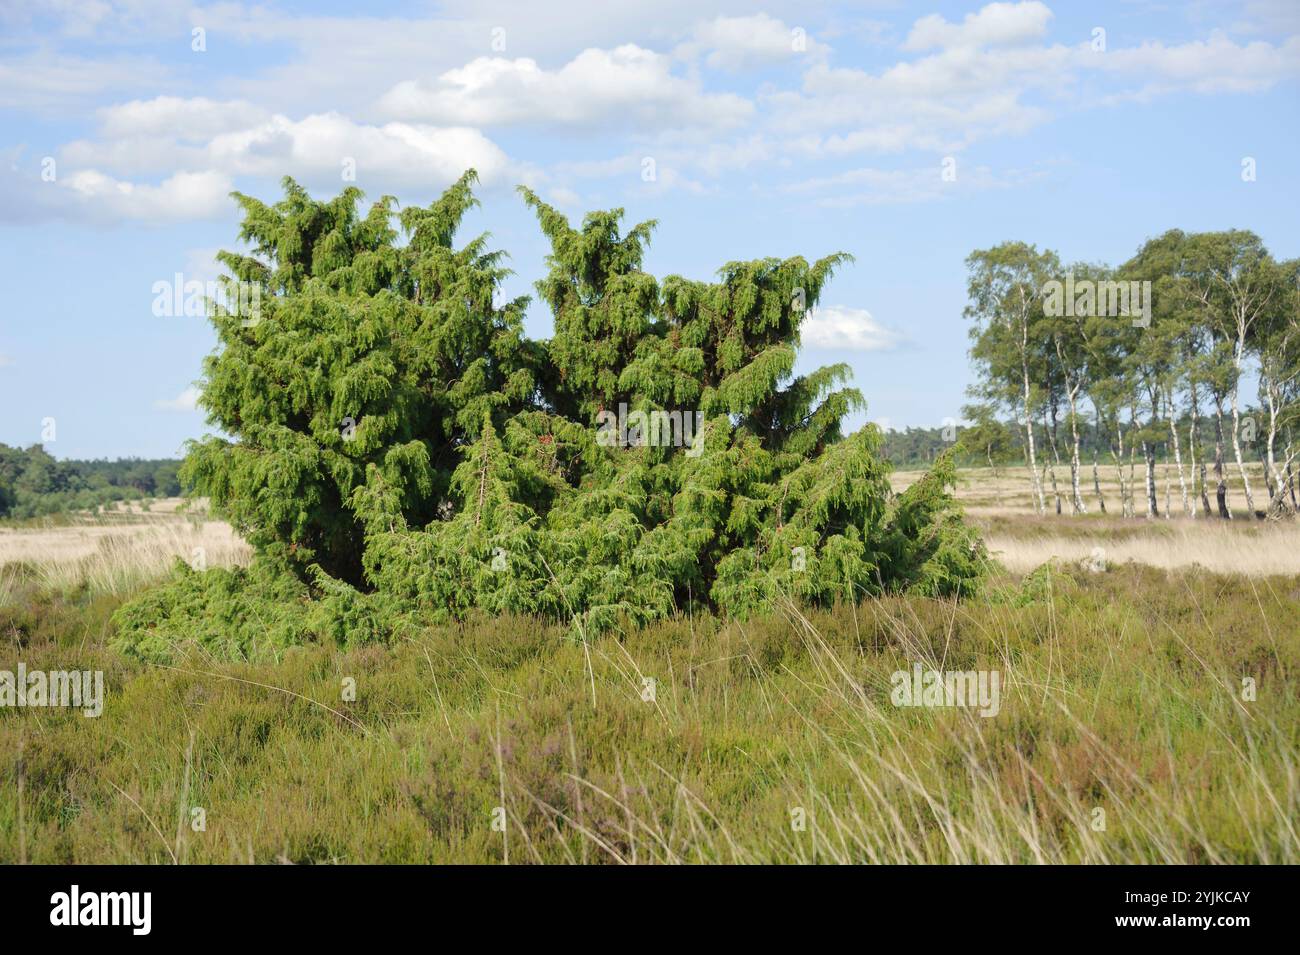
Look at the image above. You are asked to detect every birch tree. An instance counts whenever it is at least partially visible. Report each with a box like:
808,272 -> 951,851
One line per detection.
965,243 -> 1058,515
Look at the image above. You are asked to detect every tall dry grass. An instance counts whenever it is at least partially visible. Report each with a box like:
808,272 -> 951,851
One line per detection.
982,516 -> 1300,576
890,465 -> 1300,578
0,499 -> 250,599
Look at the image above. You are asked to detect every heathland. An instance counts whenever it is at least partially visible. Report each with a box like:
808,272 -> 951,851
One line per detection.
2,182 -> 1295,864
1,468 -> 1295,863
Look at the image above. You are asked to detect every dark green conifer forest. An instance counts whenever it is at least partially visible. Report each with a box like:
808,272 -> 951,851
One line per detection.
0,444 -> 181,519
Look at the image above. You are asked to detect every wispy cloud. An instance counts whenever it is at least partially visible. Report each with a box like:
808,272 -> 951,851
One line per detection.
155,386 -> 200,412
676,13 -> 829,71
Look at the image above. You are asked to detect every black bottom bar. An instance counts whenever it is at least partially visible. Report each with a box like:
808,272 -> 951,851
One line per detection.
0,864 -> 1286,941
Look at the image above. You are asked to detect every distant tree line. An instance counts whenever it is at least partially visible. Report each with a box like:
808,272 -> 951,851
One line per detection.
883,413 -> 1280,475
0,443 -> 182,519
962,230 -> 1298,518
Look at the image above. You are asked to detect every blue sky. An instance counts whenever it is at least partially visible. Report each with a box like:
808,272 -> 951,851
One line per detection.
1,0 -> 1298,459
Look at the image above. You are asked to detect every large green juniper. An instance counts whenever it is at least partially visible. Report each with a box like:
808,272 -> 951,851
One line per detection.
113,172 -> 983,661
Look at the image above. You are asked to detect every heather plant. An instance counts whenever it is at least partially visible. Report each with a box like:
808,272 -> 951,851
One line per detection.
113,172 -> 983,661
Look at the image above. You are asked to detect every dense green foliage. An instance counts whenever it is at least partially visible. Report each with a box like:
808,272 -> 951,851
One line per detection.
113,172 -> 982,661
0,443 -> 180,520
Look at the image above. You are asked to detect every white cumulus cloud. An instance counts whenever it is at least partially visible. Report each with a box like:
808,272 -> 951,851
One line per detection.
903,1 -> 1054,52
62,169 -> 232,222
43,107 -> 516,224
207,112 -> 513,187
378,45 -> 753,131
801,306 -> 902,351
98,96 -> 272,141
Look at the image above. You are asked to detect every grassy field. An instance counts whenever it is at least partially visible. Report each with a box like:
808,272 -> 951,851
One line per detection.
898,464 -> 1300,577
1,470 -> 1297,863
0,499 -> 248,600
